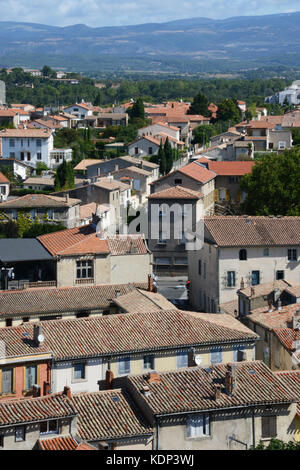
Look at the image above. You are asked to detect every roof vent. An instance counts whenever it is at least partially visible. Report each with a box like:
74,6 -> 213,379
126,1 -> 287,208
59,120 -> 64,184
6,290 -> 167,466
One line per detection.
142,385 -> 151,396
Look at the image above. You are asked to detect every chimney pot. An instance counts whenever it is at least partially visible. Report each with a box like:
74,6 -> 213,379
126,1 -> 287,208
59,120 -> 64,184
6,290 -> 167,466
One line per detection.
105,370 -> 114,390
147,371 -> 160,383
63,386 -> 71,399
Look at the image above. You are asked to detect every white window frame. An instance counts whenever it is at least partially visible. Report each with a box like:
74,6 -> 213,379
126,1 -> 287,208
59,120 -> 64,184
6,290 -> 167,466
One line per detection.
186,414 -> 210,438
118,357 -> 131,376
177,351 -> 188,369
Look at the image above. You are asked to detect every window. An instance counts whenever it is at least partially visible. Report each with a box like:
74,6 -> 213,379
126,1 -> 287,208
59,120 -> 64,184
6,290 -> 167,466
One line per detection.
198,260 -> 202,275
278,141 -> 285,150
40,420 -> 58,435
0,435 -> 3,448
203,263 -> 206,279
73,363 -> 86,381
252,270 -> 260,286
27,152 -> 31,161
9,139 -> 15,148
118,357 -> 130,375
239,249 -> 247,261
174,258 -> 188,265
276,270 -> 285,280
158,232 -> 167,245
135,147 -> 139,155
37,153 -> 42,160
177,351 -> 188,369
20,152 -> 25,161
211,347 -> 222,364
174,178 -> 182,185
15,426 -> 25,442
5,319 -> 12,327
25,366 -> 37,390
148,147 -> 153,155
1,368 -> 13,395
36,139 -> 42,147
227,271 -> 236,287
288,249 -> 297,261
233,346 -> 245,362
76,260 -> 93,279
263,248 -> 269,257
261,416 -> 277,438
187,414 -> 210,438
0,186 -> 6,195
143,355 -> 155,370
9,152 -> 15,158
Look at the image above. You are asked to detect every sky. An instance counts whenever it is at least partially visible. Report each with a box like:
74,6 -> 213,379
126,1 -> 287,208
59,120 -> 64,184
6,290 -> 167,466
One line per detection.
0,0 -> 299,27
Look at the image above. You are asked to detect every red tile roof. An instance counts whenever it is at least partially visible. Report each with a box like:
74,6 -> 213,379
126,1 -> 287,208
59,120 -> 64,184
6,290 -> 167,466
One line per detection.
0,310 -> 258,361
0,129 -> 52,138
205,216 -> 300,247
197,158 -> 255,176
179,161 -> 216,183
0,393 -> 77,426
38,435 -> 96,450
148,186 -> 202,200
0,172 -> 9,184
71,390 -> 153,441
274,370 -> 300,415
127,361 -> 297,415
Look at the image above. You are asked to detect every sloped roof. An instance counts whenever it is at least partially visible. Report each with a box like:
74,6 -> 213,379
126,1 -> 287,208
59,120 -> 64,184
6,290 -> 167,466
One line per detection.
0,239 -> 53,263
0,171 -> 9,184
38,435 -> 96,451
205,216 -> 300,247
197,158 -> 255,176
112,288 -> 175,313
71,390 -> 153,441
148,186 -> 202,200
74,159 -> 104,171
0,310 -> 258,361
0,194 -> 81,209
179,162 -> 216,183
0,393 -> 77,426
127,361 -> 297,415
0,283 -> 146,317
0,129 -> 52,138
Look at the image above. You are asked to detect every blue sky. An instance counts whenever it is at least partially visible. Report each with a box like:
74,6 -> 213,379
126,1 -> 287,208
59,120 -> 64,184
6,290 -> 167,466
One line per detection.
0,0 -> 299,27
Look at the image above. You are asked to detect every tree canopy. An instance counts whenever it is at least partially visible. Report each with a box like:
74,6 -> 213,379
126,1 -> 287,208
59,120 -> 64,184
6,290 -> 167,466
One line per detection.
188,92 -> 210,117
55,160 -> 75,191
216,98 -> 242,125
240,149 -> 300,216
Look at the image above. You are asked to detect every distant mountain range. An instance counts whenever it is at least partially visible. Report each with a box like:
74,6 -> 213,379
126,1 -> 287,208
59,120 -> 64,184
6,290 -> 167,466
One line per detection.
0,12 -> 300,73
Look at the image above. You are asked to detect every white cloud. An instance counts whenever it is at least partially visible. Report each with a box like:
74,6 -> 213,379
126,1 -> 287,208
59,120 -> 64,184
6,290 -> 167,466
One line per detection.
0,0 -> 299,27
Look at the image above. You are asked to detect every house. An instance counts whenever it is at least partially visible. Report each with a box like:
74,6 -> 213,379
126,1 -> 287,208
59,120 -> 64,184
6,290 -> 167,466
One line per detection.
0,172 -> 9,201
0,128 -> 54,169
0,194 -> 82,229
86,156 -> 159,181
150,161 -> 216,215
125,361 -> 298,450
85,113 -> 128,128
62,103 -> 93,121
234,120 -> 292,152
0,109 -> 20,128
0,282 -> 161,326
138,122 -> 181,142
38,225 -> 152,288
74,159 -> 104,175
0,309 -> 258,395
266,81 -> 300,106
147,186 -> 204,277
244,303 -> 300,371
197,158 -> 256,205
188,216 -> 300,313
0,391 -> 78,450
112,165 -> 154,205
129,135 -> 184,158
69,389 -> 153,450
0,158 -> 30,181
274,370 -> 300,442
23,176 -> 55,191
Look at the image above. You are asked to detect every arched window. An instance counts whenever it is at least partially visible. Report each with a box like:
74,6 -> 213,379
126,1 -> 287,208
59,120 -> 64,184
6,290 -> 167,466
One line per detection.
239,249 -> 247,261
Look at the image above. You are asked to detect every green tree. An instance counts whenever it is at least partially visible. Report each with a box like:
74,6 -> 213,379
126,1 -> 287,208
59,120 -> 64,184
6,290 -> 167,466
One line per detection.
192,124 -> 217,146
41,65 -> 56,78
240,149 -> 300,216
128,98 -> 145,121
157,141 -> 166,175
188,92 -> 210,117
16,212 -> 32,238
36,162 -> 48,176
252,438 -> 300,450
217,98 -> 242,125
164,137 -> 173,174
55,161 -> 75,191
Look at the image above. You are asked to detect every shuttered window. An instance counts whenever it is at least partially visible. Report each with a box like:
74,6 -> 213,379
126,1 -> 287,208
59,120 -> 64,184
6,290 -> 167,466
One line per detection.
2,368 -> 13,395
25,366 -> 37,390
261,416 -> 277,438
118,357 -> 131,375
187,414 -> 210,438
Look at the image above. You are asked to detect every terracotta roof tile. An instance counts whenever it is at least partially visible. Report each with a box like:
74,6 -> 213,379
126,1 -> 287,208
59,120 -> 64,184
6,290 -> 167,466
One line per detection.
197,158 -> 255,176
74,159 -> 104,171
148,186 -> 202,200
0,194 -> 80,209
179,162 -> 216,184
205,216 -> 300,247
0,310 -> 258,361
38,435 -> 96,451
0,129 -> 52,138
127,361 -> 297,415
0,172 -> 9,184
71,390 -> 152,441
0,393 -> 76,426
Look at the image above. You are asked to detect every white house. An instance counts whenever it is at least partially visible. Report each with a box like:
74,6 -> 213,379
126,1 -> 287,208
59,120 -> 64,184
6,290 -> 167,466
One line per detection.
138,122 -> 180,141
63,103 -> 93,120
0,129 -> 54,169
0,171 -> 9,201
188,216 -> 300,313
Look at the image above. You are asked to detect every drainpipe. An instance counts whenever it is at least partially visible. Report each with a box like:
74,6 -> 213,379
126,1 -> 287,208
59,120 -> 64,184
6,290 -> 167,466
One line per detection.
156,420 -> 160,451
252,409 -> 256,448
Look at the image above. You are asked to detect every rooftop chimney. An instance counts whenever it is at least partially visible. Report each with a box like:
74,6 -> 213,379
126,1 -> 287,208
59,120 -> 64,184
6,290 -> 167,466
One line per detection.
268,298 -> 273,313
293,310 -> 300,330
213,384 -> 222,400
147,371 -> 161,384
32,384 -> 41,397
33,324 -> 44,346
240,278 -> 245,290
63,386 -> 71,399
65,193 -> 69,204
105,370 -> 114,390
97,167 -> 101,177
142,385 -> 151,396
224,364 -> 236,396
115,164 -> 119,172
277,299 -> 282,311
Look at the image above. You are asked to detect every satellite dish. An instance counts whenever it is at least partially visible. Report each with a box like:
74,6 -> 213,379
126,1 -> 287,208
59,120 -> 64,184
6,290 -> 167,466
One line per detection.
38,334 -> 45,344
195,355 -> 202,366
